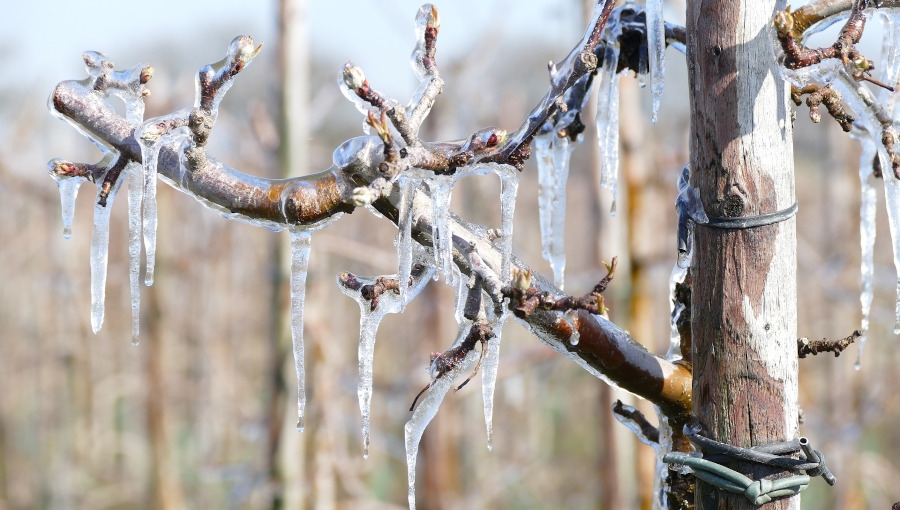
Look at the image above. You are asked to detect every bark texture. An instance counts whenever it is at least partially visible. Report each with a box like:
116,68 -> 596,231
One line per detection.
687,0 -> 799,508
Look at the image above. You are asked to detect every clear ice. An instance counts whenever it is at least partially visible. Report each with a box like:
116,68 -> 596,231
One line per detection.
337,251 -> 434,458
480,308 -> 506,451
645,0 -> 666,123
674,164 -> 707,269
136,111 -> 192,287
404,332 -> 480,510
595,39 -> 622,215
289,227 -> 313,432
535,131 -> 575,289
49,165 -> 88,240
127,165 -> 143,345
90,169 -> 126,334
857,137 -> 878,367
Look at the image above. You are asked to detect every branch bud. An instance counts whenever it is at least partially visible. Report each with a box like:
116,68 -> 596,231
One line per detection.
229,35 -> 263,66
773,10 -> 794,36
140,124 -> 163,142
427,5 -> 440,32
342,62 -> 366,91
347,186 -> 378,207
140,66 -> 155,84
512,267 -> 532,292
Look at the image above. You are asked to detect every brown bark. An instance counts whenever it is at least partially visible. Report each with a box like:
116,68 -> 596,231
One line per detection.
688,0 -> 799,509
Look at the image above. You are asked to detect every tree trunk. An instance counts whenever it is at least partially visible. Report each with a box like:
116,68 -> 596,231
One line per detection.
687,0 -> 799,509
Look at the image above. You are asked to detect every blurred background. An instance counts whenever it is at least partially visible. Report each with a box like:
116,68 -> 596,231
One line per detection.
1,0 -> 898,508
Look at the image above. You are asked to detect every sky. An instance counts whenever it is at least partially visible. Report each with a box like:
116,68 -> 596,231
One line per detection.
1,0 -> 581,98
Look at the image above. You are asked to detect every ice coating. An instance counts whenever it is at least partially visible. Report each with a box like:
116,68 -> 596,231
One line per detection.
595,42 -> 622,215
127,166 -> 143,346
196,35 -> 262,116
562,310 -> 580,346
404,336 -> 480,510
535,131 -> 575,289
675,165 -> 707,269
410,4 -> 436,81
645,0 -> 666,123
90,173 -> 126,334
337,258 -> 434,458
613,401 -> 674,509
289,227 -> 313,432
667,262 -> 688,361
337,63 -> 382,135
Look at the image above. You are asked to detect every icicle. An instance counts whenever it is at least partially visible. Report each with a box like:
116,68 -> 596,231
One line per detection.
136,112 -> 192,286
645,0 -> 666,123
405,332 -> 480,510
127,165 -> 143,345
613,401 -> 673,510
653,409 -> 674,510
855,138 -> 878,368
338,259 -> 434,458
289,227 -> 313,432
49,164 -> 88,239
494,164 -> 519,282
595,42 -> 621,215
880,149 -> 900,336
480,308 -> 506,451
426,174 -> 457,285
397,176 -> 417,308
535,131 -> 574,289
879,11 -> 900,113
89,172 -> 126,334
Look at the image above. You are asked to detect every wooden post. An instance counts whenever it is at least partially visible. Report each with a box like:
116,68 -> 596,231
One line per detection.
687,0 -> 799,508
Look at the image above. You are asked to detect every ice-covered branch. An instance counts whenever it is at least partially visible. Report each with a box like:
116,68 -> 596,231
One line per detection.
48,2 -> 692,426
789,0 -> 900,37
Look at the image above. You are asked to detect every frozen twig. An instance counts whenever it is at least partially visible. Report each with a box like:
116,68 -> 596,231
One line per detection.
612,399 -> 660,444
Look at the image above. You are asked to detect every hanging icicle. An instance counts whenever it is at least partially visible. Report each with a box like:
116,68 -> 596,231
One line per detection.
405,329 -> 481,510
288,227 -> 312,432
595,37 -> 622,215
338,250 -> 435,458
645,0 -> 666,123
126,165 -> 143,345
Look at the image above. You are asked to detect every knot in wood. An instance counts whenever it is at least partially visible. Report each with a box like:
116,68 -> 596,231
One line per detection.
722,193 -> 745,218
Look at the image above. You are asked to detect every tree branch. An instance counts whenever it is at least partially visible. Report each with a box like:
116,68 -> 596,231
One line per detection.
47,0 -> 692,422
